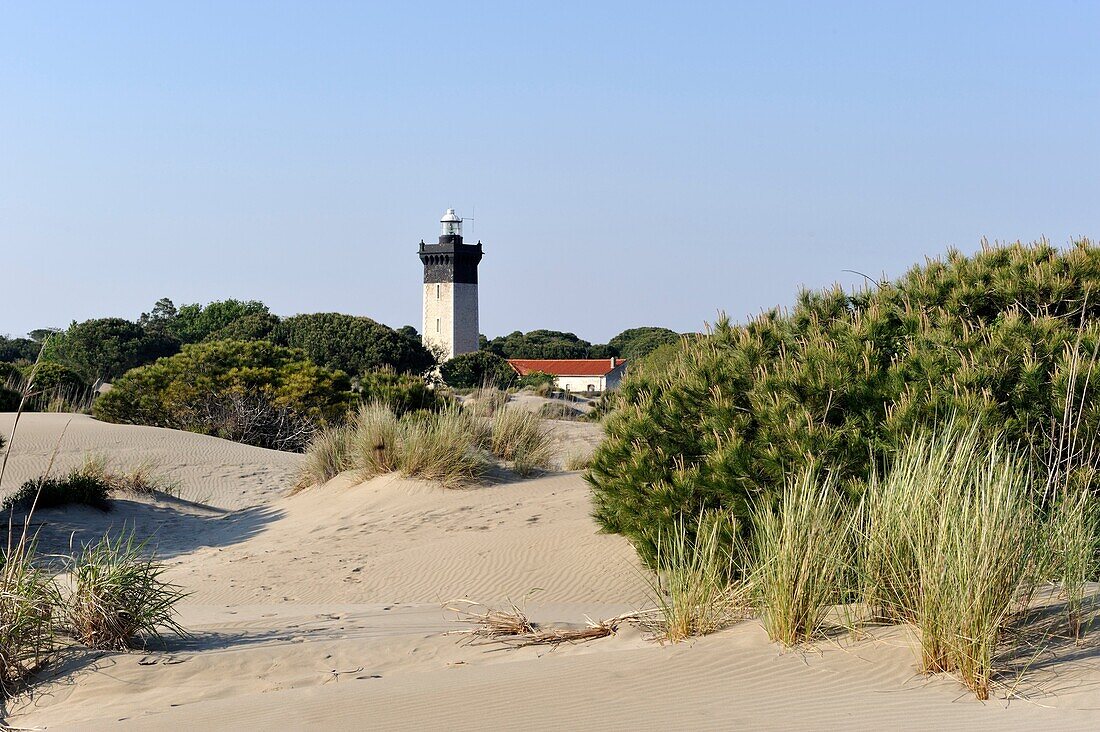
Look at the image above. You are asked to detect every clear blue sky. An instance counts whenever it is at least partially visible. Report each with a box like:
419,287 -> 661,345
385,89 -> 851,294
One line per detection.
3,2 -> 1098,343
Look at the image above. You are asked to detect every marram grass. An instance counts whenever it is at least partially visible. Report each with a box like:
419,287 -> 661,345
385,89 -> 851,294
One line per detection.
66,532 -> 187,650
646,513 -> 744,643
752,468 -> 853,646
859,422 -> 1039,700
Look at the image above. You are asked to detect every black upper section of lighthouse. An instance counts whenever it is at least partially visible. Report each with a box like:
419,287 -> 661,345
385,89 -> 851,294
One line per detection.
419,233 -> 483,284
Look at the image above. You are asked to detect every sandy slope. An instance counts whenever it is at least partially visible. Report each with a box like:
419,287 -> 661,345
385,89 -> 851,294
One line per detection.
4,415 -> 1100,730
0,413 -> 298,509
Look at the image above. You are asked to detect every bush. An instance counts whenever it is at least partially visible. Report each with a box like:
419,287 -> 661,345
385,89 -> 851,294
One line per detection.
358,370 -> 447,414
0,336 -> 39,363
93,340 -> 353,451
0,384 -> 19,412
168,299 -> 273,344
517,370 -> 555,390
66,533 -> 187,650
4,474 -> 111,512
273,313 -> 435,376
440,351 -> 517,389
608,327 -> 681,363
588,240 -> 1100,560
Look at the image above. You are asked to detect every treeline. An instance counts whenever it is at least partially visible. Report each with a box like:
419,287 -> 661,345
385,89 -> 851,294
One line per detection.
2,297 -> 682,448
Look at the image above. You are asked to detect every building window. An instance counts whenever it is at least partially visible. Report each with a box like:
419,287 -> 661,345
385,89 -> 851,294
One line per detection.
436,284 -> 440,299
436,318 -> 440,333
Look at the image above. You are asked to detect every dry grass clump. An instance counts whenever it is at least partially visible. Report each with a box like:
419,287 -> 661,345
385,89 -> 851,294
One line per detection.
490,407 -> 554,476
647,514 -> 745,643
1045,485 -> 1100,639
753,468 -> 853,646
563,451 -> 592,471
77,453 -> 180,497
352,402 -> 402,477
295,425 -> 353,489
465,386 -> 509,418
296,398 -> 561,489
398,408 -> 489,488
66,533 -> 187,650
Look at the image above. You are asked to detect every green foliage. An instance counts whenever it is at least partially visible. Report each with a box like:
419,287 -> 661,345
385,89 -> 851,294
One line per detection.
273,312 -> 435,376
0,386 -> 18,412
588,240 -> 1100,558
0,336 -> 39,363
485,329 -> 608,359
517,370 -> 555,389
4,473 -> 111,512
440,351 -> 517,389
358,370 -> 447,414
93,340 -> 353,450
203,312 -> 280,342
608,327 -> 681,362
169,299 -> 272,344
43,318 -> 179,383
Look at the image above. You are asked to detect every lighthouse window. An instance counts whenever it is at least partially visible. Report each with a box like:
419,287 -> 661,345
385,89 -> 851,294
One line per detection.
436,318 -> 440,333
436,284 -> 440,300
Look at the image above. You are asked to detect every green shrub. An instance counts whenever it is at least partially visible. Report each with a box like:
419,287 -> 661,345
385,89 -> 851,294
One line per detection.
0,384 -> 19,412
273,313 -> 434,376
440,351 -> 517,389
167,299 -> 273,344
485,330 -> 607,359
66,533 -> 187,650
93,340 -> 353,451
608,327 -> 681,362
588,240 -> 1100,561
5,474 -> 111,512
358,370 -> 447,414
0,336 -> 39,364
517,370 -> 555,389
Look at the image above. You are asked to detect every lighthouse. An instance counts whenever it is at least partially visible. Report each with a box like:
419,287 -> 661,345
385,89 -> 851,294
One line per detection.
419,209 -> 483,360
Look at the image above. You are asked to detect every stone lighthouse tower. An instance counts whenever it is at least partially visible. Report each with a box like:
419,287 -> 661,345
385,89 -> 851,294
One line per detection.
419,208 -> 483,360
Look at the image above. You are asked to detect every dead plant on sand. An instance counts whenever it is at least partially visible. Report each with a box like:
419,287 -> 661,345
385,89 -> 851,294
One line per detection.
445,599 -> 653,648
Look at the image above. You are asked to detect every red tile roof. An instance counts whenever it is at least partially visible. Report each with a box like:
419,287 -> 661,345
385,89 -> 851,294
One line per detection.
507,359 -> 625,377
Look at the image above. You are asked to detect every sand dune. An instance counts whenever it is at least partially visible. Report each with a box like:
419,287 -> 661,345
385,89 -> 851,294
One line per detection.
0,413 -> 299,509
4,414 -> 1100,730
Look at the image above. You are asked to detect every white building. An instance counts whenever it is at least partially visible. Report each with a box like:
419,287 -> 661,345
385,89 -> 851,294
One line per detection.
508,358 -> 628,394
